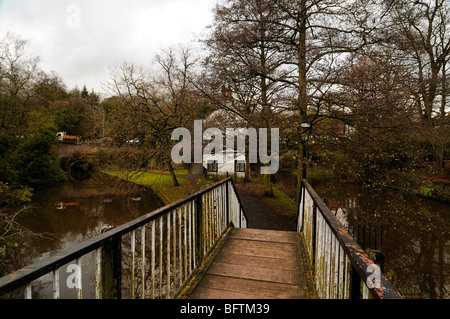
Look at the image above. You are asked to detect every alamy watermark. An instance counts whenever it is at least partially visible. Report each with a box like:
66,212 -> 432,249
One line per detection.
66,263 -> 81,290
366,264 -> 381,289
171,120 -> 279,174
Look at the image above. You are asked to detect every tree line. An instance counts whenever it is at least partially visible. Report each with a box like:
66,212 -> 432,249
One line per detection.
192,0 -> 449,198
0,32 -> 103,204
1,0 -> 450,205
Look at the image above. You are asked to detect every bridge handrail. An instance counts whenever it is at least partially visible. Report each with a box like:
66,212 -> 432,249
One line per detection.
297,179 -> 402,299
0,177 -> 247,299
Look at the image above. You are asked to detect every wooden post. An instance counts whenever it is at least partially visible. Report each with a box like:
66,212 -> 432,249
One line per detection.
311,203 -> 317,271
225,179 -> 230,227
101,235 -> 122,299
195,195 -> 203,263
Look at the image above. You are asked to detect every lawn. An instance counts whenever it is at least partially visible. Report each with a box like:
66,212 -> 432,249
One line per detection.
235,179 -> 298,219
261,186 -> 298,218
102,169 -> 201,204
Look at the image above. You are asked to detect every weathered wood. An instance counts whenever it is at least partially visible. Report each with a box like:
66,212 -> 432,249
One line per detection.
207,262 -> 301,285
101,236 -> 122,299
192,275 -> 306,299
214,253 -> 299,271
188,228 -> 311,299
224,238 -> 299,254
229,228 -> 299,244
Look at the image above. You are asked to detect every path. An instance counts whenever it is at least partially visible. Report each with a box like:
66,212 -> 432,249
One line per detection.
188,228 -> 310,299
234,183 -> 297,231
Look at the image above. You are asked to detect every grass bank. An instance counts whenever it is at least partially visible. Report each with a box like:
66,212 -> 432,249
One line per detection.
103,169 -> 193,204
236,178 -> 298,220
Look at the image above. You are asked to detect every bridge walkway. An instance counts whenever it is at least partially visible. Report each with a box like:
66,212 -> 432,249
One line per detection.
184,228 -> 313,299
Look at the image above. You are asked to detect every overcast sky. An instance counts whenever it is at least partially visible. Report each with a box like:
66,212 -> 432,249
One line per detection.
0,0 -> 214,95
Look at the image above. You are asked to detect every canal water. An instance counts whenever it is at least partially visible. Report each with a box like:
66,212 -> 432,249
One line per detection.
1,173 -> 165,298
274,174 -> 449,299
2,171 -> 448,299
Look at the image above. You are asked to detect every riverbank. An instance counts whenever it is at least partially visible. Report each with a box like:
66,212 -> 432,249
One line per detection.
305,163 -> 450,203
101,169 -> 253,205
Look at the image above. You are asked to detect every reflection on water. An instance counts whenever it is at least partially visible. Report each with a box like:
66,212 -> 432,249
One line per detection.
274,174 -> 449,299
2,173 -> 165,298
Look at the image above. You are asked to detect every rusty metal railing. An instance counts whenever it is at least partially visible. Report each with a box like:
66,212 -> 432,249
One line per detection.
297,180 -> 402,299
0,178 -> 247,299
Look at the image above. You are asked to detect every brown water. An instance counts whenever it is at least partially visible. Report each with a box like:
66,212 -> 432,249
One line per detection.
1,173 -> 164,298
2,171 -> 448,299
274,174 -> 449,299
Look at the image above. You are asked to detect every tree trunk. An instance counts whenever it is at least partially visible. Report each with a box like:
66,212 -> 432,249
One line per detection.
168,161 -> 179,186
295,142 -> 306,205
296,0 -> 308,206
263,163 -> 274,197
441,60 -> 447,119
244,150 -> 251,182
260,33 -> 274,197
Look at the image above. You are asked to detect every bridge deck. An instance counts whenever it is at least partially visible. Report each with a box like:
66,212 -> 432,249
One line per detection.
186,228 -> 313,299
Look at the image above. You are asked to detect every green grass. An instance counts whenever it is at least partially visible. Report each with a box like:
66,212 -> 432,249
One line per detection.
236,179 -> 298,218
104,170 -> 189,186
146,169 -> 188,176
262,186 -> 298,218
102,169 -> 202,204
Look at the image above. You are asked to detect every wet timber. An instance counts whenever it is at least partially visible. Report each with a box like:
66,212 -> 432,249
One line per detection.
185,228 -> 313,299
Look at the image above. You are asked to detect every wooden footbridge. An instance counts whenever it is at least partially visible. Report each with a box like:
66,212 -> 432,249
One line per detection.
0,178 -> 401,299
183,228 -> 310,299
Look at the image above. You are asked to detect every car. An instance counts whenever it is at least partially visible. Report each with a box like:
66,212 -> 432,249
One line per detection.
126,138 -> 139,144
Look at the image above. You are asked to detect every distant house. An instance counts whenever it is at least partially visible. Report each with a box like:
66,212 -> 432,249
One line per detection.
203,149 -> 246,179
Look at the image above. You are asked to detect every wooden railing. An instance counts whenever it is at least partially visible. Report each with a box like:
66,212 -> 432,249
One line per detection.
0,178 -> 247,299
297,180 -> 402,299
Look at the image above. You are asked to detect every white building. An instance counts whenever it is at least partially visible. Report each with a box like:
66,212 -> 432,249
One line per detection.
203,149 -> 246,179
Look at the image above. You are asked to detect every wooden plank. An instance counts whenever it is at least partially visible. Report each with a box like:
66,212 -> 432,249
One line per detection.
225,238 -> 299,253
214,252 -> 300,271
230,228 -> 298,244
190,287 -> 261,299
221,241 -> 298,260
207,262 -> 302,285
187,228 -> 311,299
190,274 -> 307,299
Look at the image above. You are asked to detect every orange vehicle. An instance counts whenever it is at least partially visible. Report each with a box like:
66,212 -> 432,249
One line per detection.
57,132 -> 81,143
55,202 -> 78,210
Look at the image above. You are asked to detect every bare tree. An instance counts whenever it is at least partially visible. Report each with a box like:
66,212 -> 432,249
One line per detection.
263,0 -> 378,201
0,32 -> 40,138
382,0 -> 450,121
378,0 -> 450,169
201,0 -> 291,196
104,47 -> 201,185
200,0 -> 384,199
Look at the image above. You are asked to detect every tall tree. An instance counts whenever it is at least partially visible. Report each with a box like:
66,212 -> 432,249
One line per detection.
267,0 -> 374,201
105,47 -> 201,185
202,0 -> 382,199
0,32 -> 40,139
383,0 -> 450,121
202,0 -> 288,196
379,0 -> 450,169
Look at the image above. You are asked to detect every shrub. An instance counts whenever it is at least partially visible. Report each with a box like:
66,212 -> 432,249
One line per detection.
11,125 -> 66,185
